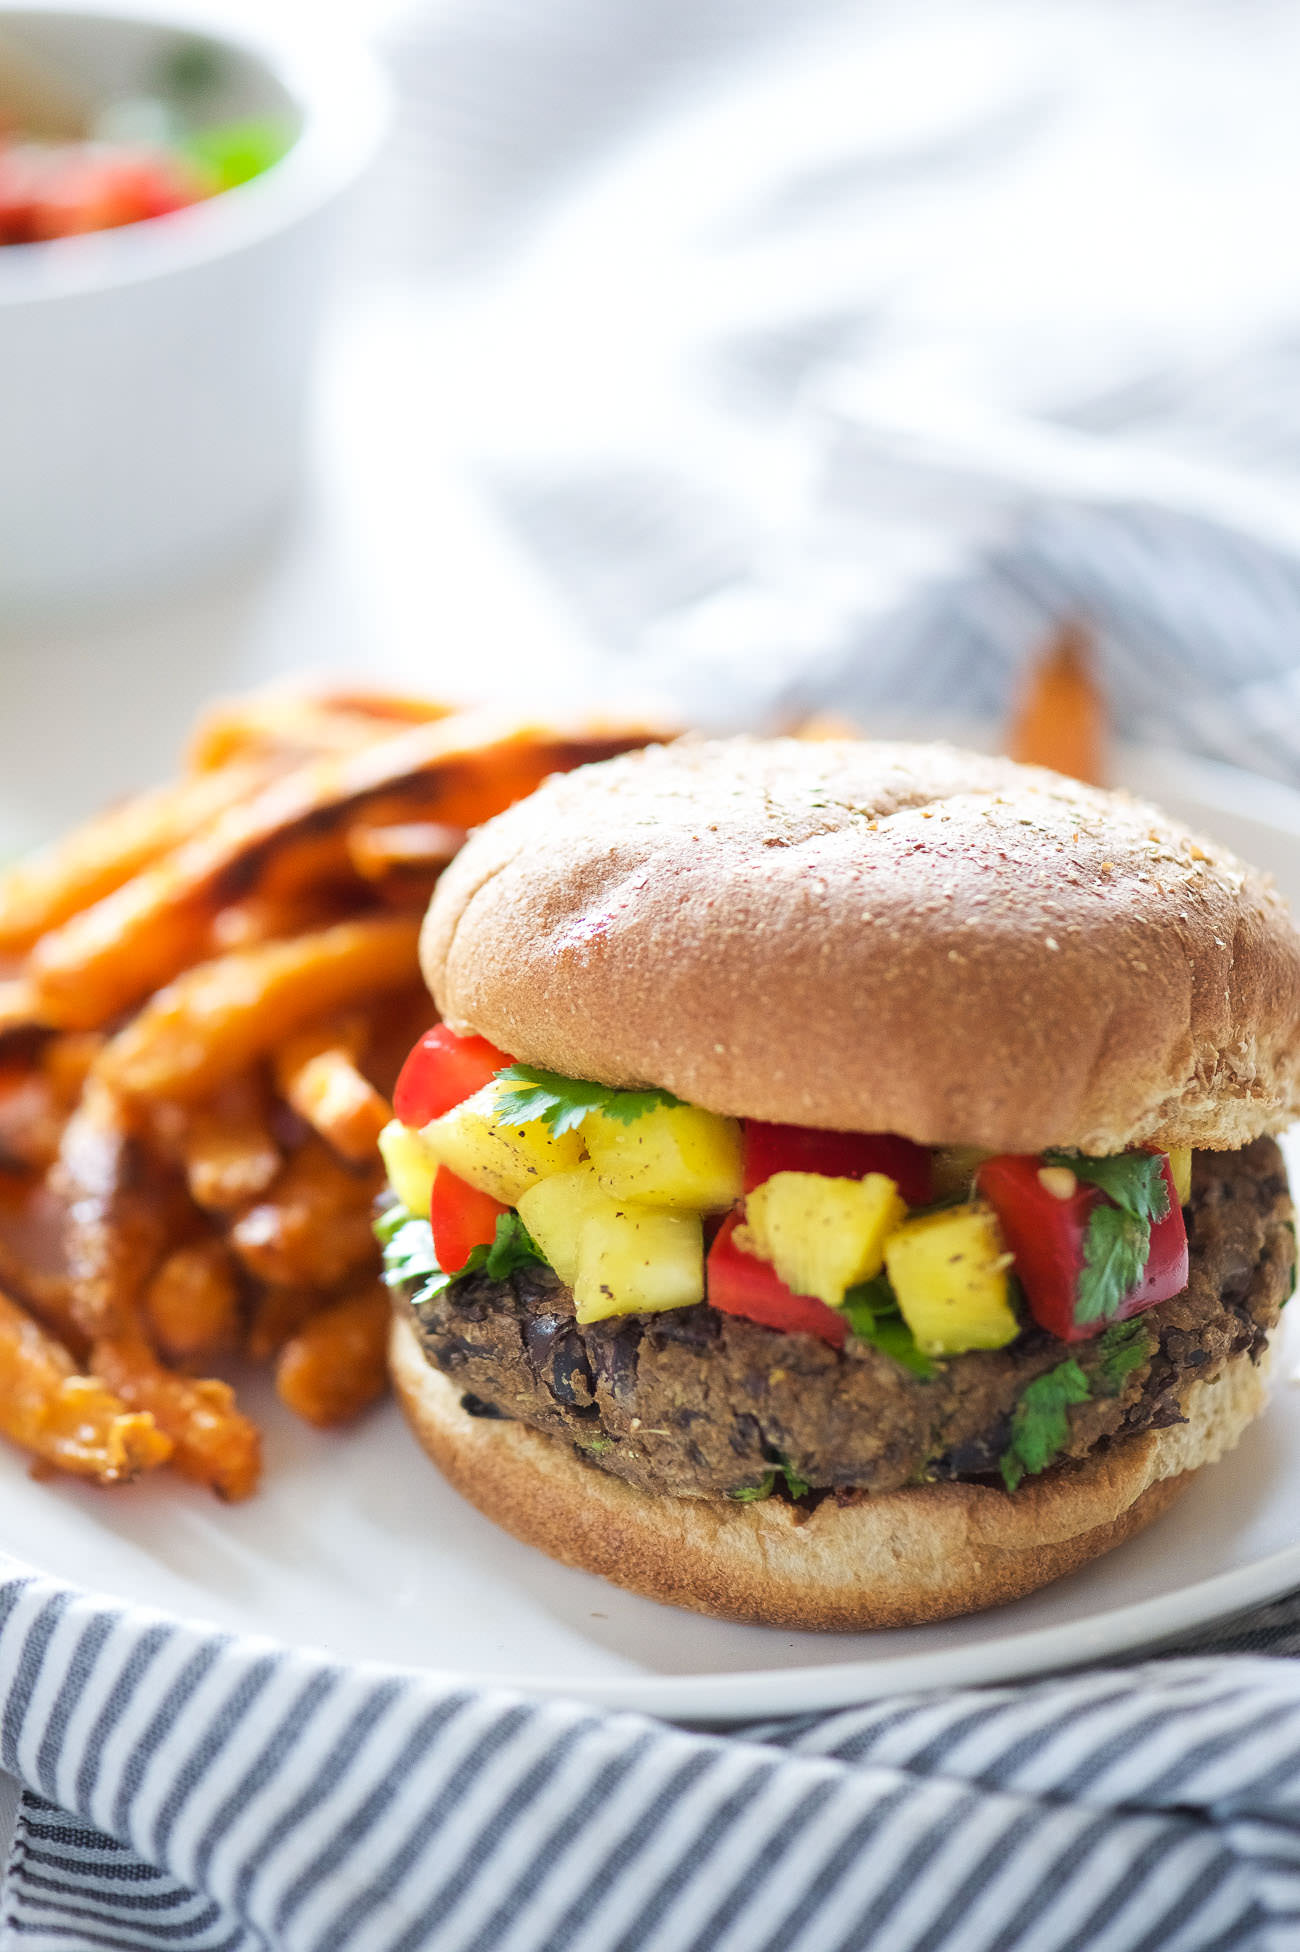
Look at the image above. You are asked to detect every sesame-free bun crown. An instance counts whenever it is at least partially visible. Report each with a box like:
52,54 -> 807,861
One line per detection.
421,738 -> 1300,1155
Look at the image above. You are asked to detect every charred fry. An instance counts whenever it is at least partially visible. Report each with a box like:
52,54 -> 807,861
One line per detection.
29,714 -> 654,1028
53,1079 -> 175,1340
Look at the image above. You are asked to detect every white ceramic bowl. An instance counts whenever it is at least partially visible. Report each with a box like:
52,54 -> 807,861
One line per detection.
0,4 -> 387,606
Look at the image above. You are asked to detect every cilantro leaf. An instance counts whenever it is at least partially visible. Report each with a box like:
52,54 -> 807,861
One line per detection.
492,1065 -> 682,1137
840,1274 -> 936,1379
1042,1148 -> 1171,1328
726,1456 -> 812,1502
1046,1150 -> 1170,1227
1074,1204 -> 1150,1326
727,1473 -> 776,1502
1095,1319 -> 1152,1394
1000,1359 -> 1091,1492
484,1211 -> 543,1280
375,1202 -> 543,1308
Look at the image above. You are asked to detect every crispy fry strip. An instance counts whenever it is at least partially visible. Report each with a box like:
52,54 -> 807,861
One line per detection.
166,1074 -> 282,1214
275,1280 -> 391,1427
273,1021 -> 391,1164
29,714 -> 654,1028
0,762 -> 268,953
245,1285 -> 326,1363
0,1177 -> 83,1353
1007,621 -> 1107,785
189,688 -> 454,772
230,1137 -> 383,1290
53,1079 -> 174,1339
92,1332 -> 260,1501
96,915 -> 421,1104
345,820 -> 465,900
0,1287 -> 171,1482
144,1239 -> 242,1365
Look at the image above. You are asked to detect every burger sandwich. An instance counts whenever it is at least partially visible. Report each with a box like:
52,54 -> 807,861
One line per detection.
375,738 -> 1300,1629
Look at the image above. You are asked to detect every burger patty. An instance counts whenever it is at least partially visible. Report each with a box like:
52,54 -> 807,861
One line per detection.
405,1139 -> 1295,1500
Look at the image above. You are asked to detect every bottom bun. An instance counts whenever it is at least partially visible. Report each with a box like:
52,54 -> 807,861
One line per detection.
390,1312 -> 1270,1630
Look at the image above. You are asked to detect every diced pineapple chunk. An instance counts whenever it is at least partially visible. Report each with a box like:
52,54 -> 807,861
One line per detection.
1168,1147 -> 1192,1206
584,1104 -> 743,1209
738,1171 -> 906,1307
421,1080 -> 584,1204
516,1167 -> 616,1287
883,1203 -> 1018,1355
573,1203 -> 704,1323
379,1119 -> 438,1219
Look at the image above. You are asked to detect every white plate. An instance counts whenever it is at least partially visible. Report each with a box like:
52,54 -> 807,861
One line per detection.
0,743 -> 1296,1724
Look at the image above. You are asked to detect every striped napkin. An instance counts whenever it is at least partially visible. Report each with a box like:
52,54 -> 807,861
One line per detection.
3,1566 -> 1300,1950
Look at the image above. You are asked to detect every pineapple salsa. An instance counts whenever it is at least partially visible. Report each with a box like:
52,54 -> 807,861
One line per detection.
378,1026 -> 1193,1366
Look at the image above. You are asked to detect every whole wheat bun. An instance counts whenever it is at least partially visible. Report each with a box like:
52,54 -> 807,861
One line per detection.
422,738 -> 1300,1154
391,1311 -> 1267,1629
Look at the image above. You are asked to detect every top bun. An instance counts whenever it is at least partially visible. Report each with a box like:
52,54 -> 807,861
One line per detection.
421,738 -> 1300,1155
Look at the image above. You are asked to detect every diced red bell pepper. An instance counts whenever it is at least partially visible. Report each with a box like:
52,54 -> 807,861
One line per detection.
976,1153 -> 1188,1342
742,1120 -> 933,1205
393,1024 -> 511,1128
429,1167 -> 506,1274
706,1212 -> 847,1348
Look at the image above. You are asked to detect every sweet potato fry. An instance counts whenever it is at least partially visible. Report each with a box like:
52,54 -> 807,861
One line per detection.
245,1284 -> 325,1362
0,1289 -> 172,1482
53,1079 -> 176,1339
29,714 -> 655,1028
41,1032 -> 105,1109
189,688 -> 454,772
0,1063 -> 64,1171
144,1239 -> 242,1365
163,1074 -> 282,1214
275,1279 -> 391,1427
229,1136 -> 382,1290
1007,621 -> 1106,785
345,820 -> 465,905
0,1175 -> 84,1353
273,1020 -> 391,1164
94,914 -> 421,1104
0,762 -> 268,953
91,1331 -> 260,1501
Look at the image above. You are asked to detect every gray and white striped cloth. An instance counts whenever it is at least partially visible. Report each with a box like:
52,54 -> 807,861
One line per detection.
4,1565 -> 1300,1951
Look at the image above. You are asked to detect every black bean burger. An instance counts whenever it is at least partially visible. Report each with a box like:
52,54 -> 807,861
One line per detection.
375,739 -> 1300,1629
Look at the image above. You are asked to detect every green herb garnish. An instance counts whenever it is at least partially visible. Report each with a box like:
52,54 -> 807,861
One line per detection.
375,1202 -> 543,1307
999,1321 -> 1153,1491
1000,1359 -> 1090,1492
727,1475 -> 776,1502
840,1274 -> 935,1379
1095,1319 -> 1152,1394
726,1456 -> 812,1502
1043,1149 -> 1170,1326
1049,1151 -> 1170,1227
493,1064 -> 683,1137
